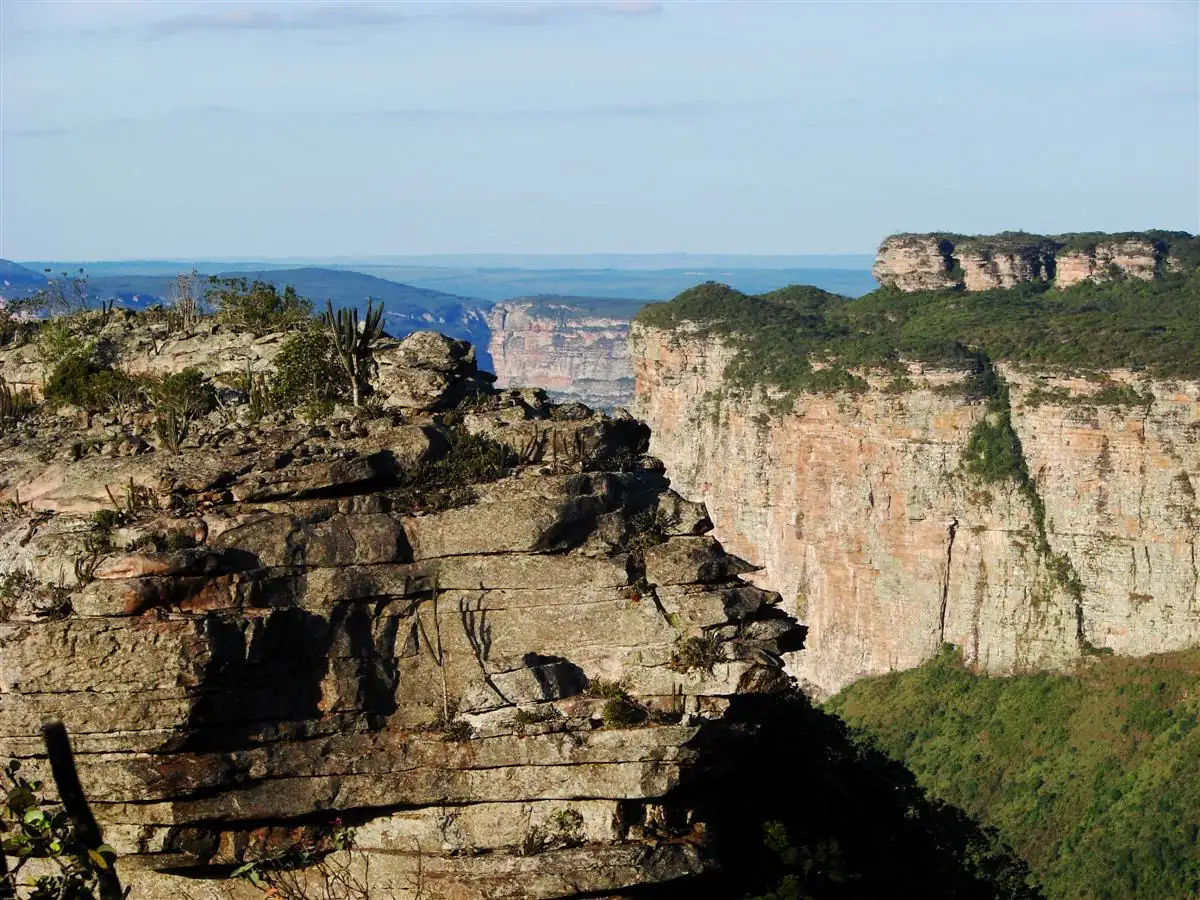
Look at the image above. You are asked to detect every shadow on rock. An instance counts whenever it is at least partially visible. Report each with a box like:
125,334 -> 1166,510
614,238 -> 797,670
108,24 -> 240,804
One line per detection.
655,691 -> 1043,900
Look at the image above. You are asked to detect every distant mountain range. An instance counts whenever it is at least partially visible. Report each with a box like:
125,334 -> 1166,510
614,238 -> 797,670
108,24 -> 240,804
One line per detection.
0,260 -> 48,294
6,258 -> 878,310
72,268 -> 477,316
337,265 -> 877,302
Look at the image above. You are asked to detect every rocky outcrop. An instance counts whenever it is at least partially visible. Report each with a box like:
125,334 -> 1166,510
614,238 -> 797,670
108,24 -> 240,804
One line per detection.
0,328 -> 803,898
870,236 -> 959,292
873,231 -> 1196,292
1054,239 -> 1161,287
487,302 -> 637,409
955,237 -> 1057,291
631,324 -> 1200,696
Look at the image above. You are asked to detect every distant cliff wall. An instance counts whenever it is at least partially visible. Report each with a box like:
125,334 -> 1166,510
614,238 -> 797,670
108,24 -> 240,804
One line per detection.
873,231 -> 1197,292
631,324 -> 1200,696
487,301 -> 636,408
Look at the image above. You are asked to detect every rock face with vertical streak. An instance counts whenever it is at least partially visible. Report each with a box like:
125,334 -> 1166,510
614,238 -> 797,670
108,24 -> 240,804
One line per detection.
631,322 -> 1200,697
486,300 -> 639,409
0,326 -> 804,899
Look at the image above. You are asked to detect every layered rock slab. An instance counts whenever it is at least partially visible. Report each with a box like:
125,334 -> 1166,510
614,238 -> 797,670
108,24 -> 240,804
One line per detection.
0,342 -> 802,898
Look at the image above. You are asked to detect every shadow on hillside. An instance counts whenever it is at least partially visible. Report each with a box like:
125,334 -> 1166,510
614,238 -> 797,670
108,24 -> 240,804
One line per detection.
654,691 -> 1043,900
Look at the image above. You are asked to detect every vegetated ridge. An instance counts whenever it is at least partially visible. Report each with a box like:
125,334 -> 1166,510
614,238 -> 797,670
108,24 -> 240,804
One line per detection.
826,646 -> 1200,900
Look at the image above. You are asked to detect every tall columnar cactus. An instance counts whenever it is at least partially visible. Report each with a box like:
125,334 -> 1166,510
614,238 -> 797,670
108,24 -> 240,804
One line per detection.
323,298 -> 385,407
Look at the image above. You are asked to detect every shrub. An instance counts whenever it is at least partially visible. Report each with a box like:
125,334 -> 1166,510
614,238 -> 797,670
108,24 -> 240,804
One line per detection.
601,697 -> 645,727
152,367 -> 217,420
206,276 -> 312,333
585,678 -> 632,700
270,327 -> 350,407
36,317 -> 91,368
389,427 -> 512,513
1,758 -> 117,899
43,352 -> 142,411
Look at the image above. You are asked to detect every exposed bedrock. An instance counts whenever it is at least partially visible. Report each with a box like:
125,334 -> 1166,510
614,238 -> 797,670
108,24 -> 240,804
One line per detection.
631,324 -> 1200,696
486,302 -> 636,410
0,327 -> 804,898
873,230 -> 1196,292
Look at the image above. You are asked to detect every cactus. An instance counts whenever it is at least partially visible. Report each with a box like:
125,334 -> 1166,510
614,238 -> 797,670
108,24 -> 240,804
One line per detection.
0,379 -> 36,433
323,298 -> 385,407
154,407 -> 187,455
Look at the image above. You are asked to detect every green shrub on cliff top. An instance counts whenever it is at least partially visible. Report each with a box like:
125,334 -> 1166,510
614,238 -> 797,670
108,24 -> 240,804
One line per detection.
269,326 -> 351,408
825,646 -> 1200,900
634,270 -> 1200,394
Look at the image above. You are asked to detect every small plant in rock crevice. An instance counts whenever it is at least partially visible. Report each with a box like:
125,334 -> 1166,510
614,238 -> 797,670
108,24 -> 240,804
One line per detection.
513,707 -> 558,732
585,678 -> 646,728
519,808 -> 586,856
624,507 -> 669,566
230,820 -> 369,900
669,633 -> 723,676
601,697 -> 645,727
389,427 -> 512,513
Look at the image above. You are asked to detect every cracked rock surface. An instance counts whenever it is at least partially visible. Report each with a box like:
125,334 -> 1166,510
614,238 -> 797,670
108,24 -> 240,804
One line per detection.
0,325 -> 803,899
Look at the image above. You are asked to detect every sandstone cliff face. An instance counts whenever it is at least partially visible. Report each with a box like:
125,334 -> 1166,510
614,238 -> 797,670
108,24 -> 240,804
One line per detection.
0,323 -> 802,898
869,236 -> 959,292
874,231 -> 1194,293
1054,240 -> 1161,288
631,324 -> 1200,696
956,240 -> 1056,291
487,302 -> 636,409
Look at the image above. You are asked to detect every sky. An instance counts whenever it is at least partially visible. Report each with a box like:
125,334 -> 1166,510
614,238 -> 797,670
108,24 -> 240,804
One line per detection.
1,0 -> 1197,260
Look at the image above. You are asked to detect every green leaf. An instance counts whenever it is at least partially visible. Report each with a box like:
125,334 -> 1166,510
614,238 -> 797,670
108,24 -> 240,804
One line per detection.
22,808 -> 46,826
87,847 -> 109,869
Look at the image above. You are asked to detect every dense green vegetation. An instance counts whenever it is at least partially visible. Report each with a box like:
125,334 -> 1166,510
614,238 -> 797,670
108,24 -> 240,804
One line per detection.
687,691 -> 1040,899
635,270 -> 1200,394
825,646 -> 1200,900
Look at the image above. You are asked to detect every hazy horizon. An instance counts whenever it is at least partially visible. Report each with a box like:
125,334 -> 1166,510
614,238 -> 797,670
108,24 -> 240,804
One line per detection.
2,1 -> 1197,260
12,252 -> 877,271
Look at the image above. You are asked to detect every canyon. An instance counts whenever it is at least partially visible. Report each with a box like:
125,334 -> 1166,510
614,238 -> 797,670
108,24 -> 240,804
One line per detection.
485,300 -> 638,409
631,232 -> 1200,697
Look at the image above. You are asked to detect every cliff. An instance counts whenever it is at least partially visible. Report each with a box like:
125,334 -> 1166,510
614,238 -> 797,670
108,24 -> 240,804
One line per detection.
0,318 -> 806,898
486,299 -> 640,409
873,230 -> 1198,292
631,280 -> 1200,696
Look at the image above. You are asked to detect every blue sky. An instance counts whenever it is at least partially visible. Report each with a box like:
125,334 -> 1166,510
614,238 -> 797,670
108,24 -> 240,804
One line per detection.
1,0 -> 1196,259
